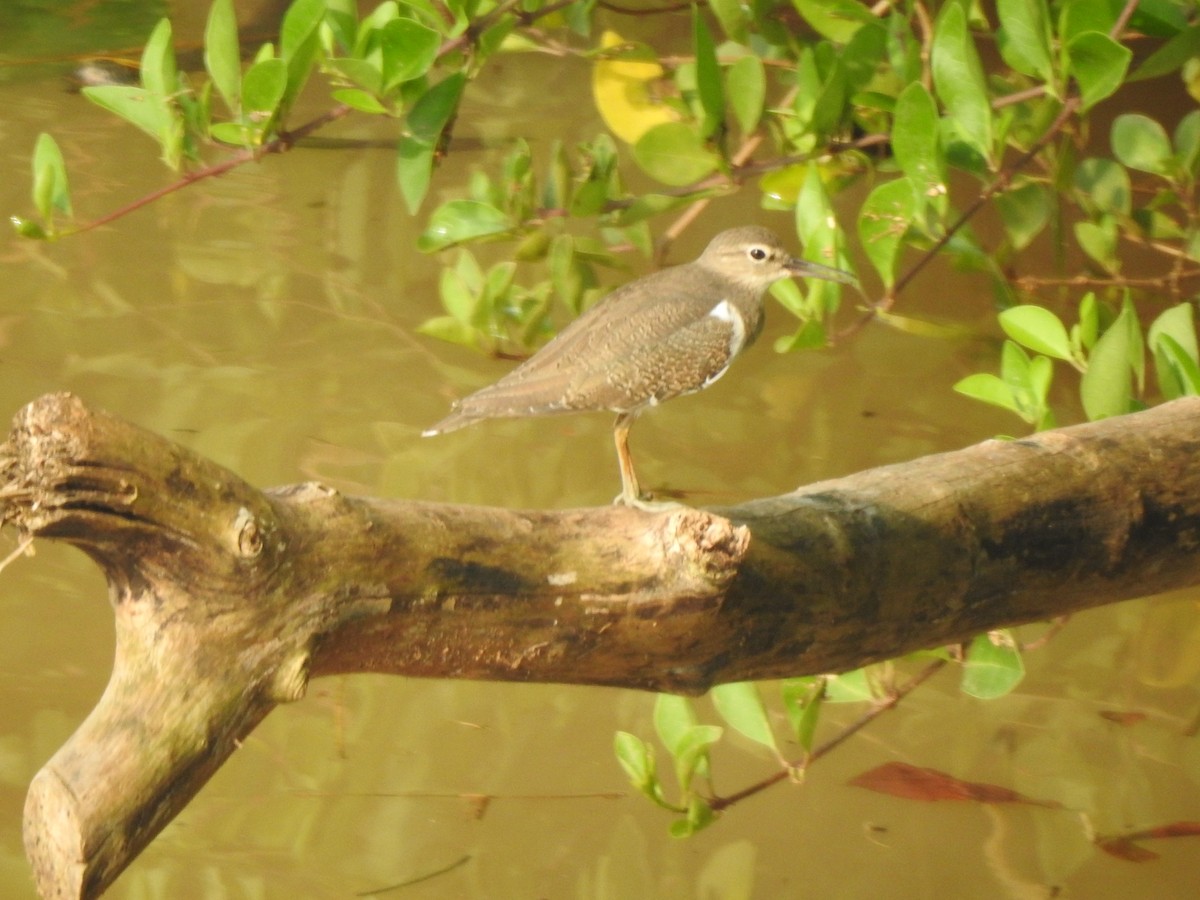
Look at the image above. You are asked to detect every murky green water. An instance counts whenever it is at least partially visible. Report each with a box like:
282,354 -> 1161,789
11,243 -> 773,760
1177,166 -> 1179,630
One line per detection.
1,3 -> 1198,898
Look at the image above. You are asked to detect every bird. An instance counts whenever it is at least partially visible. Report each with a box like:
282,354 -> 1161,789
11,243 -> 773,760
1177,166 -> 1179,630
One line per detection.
423,226 -> 857,507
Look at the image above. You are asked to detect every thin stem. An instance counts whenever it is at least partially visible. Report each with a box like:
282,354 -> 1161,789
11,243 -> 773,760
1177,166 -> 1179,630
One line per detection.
708,659 -> 949,812
70,105 -> 353,235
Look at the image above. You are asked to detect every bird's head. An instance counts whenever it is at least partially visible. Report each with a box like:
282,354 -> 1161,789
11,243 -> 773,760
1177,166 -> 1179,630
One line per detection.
697,226 -> 858,292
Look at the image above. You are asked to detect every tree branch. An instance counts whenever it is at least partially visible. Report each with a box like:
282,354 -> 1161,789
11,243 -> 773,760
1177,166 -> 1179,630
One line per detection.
3,391 -> 1200,897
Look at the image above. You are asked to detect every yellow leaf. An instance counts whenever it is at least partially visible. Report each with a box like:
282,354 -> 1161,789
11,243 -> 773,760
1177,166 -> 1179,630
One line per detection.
592,30 -> 679,144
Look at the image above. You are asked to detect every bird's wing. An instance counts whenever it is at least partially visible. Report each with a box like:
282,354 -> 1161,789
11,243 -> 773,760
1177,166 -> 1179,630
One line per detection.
561,307 -> 746,411
449,268 -> 756,417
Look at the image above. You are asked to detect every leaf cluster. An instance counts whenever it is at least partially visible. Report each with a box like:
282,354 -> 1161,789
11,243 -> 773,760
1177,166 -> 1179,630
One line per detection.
615,634 -> 1023,833
955,297 -> 1199,428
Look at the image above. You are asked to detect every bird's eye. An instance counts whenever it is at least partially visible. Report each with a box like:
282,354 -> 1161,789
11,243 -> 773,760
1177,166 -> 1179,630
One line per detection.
749,246 -> 768,261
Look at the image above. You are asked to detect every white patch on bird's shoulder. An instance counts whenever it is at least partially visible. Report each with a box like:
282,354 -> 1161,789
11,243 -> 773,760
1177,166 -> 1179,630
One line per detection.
699,299 -> 747,389
709,299 -> 737,323
708,299 -> 747,356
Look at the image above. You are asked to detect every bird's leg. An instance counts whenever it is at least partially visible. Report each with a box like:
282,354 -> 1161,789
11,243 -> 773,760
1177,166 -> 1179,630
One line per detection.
612,412 -> 643,506
611,413 -> 686,510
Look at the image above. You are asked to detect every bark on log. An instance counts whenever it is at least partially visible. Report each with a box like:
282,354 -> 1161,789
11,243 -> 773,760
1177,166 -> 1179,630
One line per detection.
2,391 -> 1199,898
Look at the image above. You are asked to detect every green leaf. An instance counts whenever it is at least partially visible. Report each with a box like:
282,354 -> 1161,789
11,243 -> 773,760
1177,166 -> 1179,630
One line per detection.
781,677 -> 823,755
1154,333 -> 1200,398
140,18 -> 177,100
795,163 -> 851,318
857,178 -> 918,289
209,121 -> 250,145
356,0 -> 400,51
32,132 -> 71,223
791,0 -> 876,42
205,0 -> 242,114
548,234 -> 580,308
1066,31 -> 1132,112
726,55 -> 765,135
996,181 -> 1049,249
931,3 -> 993,164
984,339 -> 1053,428
1129,0 -> 1190,37
1174,110 -> 1200,176
280,0 -> 326,59
953,373 -> 1021,415
1028,354 -> 1053,412
669,724 -> 723,792
381,18 -> 441,89
331,87 -> 388,114
241,57 -> 287,115
1076,291 -> 1100,351
1111,113 -> 1173,175
439,262 -> 478,325
417,200 -> 514,252
10,216 -> 48,240
1073,157 -> 1131,215
1000,338 -> 1033,388
82,85 -> 171,141
1131,22 -> 1200,82
996,0 -> 1053,82
807,54 -> 848,139
453,248 -> 484,293
841,23 -> 887,96
1149,303 -> 1199,363
709,0 -> 748,42
1149,304 -> 1200,398
711,682 -> 777,753
278,0 -> 323,117
632,122 -> 719,186
774,320 -> 826,353
1074,217 -> 1119,272
1059,0 -> 1118,43
613,731 -> 670,807
324,0 -> 359,51
409,73 -> 466,141
999,306 -> 1073,361
684,795 -> 716,833
892,82 -> 943,203
483,260 -> 517,312
396,74 -> 466,213
795,162 -> 844,259
415,315 -> 479,348
691,6 -> 723,140
823,668 -> 876,703
654,693 -> 700,754
1080,301 -> 1138,421
327,57 -> 383,94
961,631 -> 1025,699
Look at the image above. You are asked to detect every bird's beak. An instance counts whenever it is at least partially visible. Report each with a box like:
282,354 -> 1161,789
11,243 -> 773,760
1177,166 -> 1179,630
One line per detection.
787,257 -> 859,287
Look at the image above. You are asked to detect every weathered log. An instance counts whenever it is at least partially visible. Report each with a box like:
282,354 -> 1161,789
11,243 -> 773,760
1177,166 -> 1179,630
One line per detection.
2,391 -> 1199,898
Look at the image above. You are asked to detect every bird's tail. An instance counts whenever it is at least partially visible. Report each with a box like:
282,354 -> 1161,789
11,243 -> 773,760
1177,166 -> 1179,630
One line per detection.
421,408 -> 482,437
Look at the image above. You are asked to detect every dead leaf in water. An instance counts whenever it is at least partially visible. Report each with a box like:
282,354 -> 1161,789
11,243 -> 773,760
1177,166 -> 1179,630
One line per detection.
1097,821 -> 1200,862
849,761 -> 1061,808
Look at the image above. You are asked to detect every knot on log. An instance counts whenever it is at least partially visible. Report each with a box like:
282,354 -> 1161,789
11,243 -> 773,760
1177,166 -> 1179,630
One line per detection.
654,507 -> 749,586
270,650 -> 311,703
